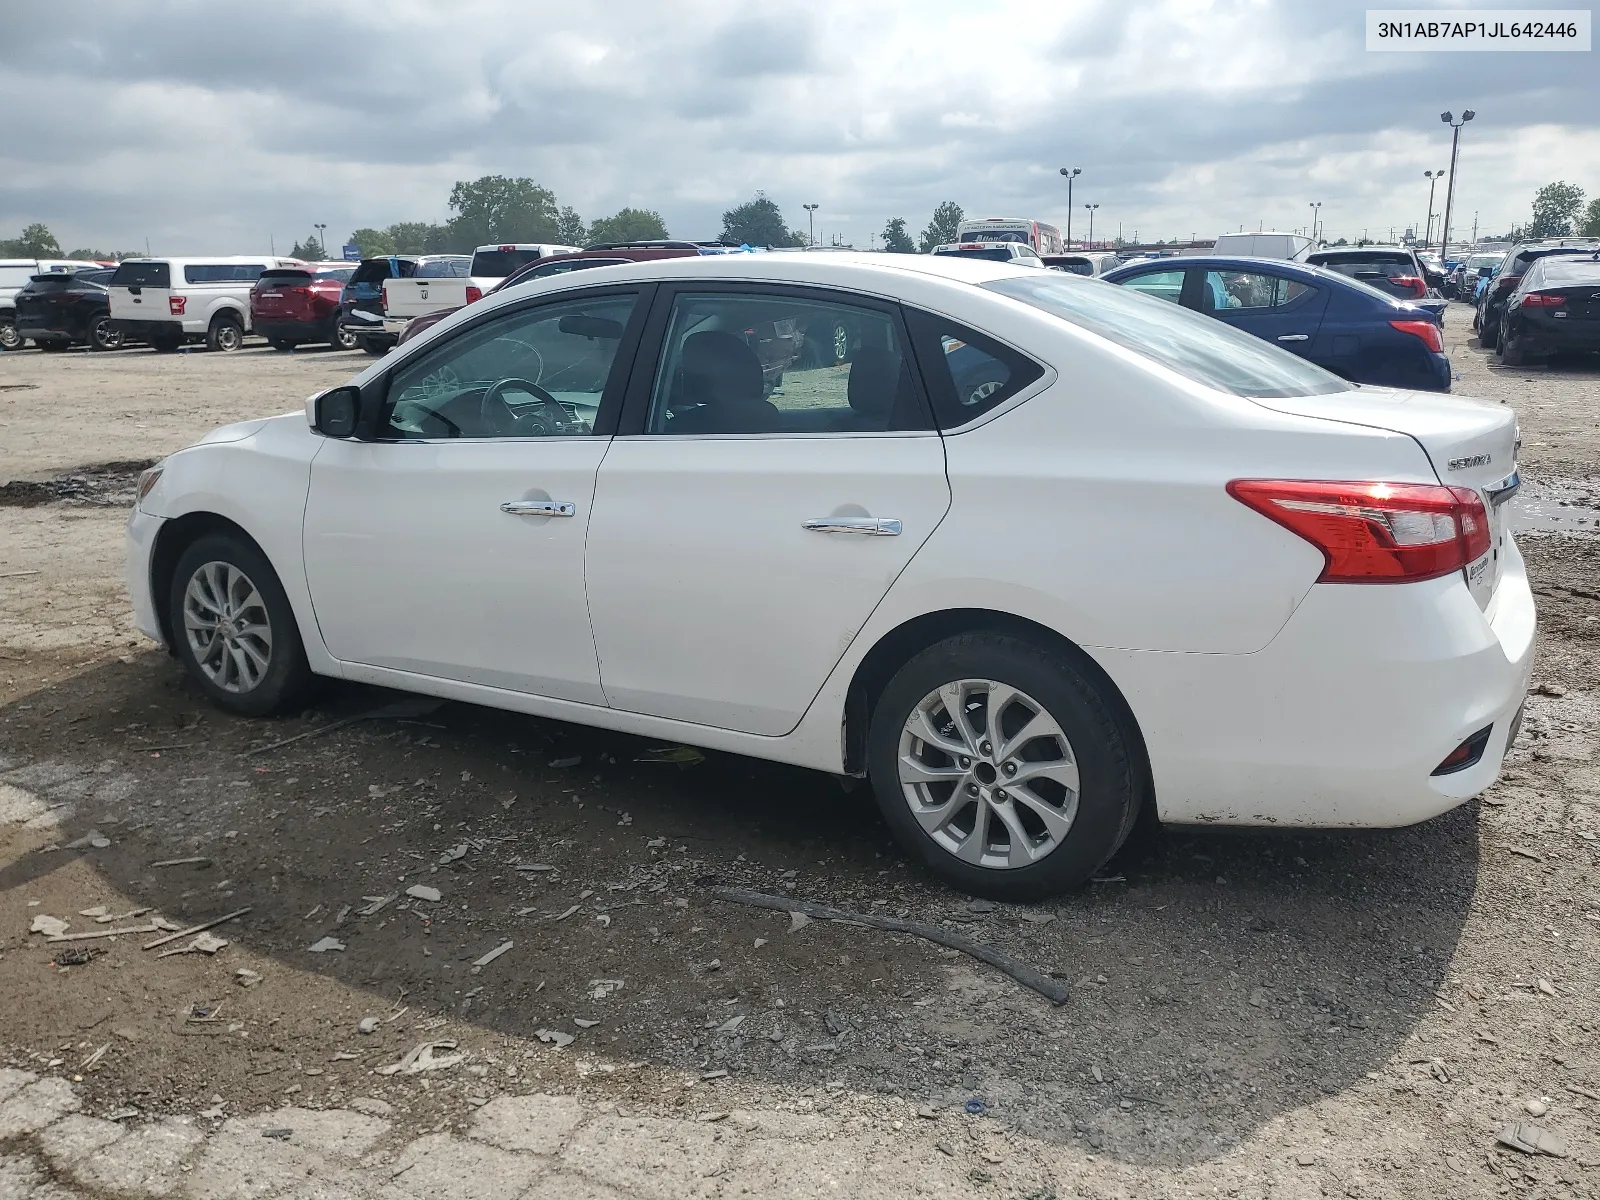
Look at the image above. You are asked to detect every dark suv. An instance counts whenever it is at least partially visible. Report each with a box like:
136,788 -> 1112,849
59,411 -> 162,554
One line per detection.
1305,248 -> 1446,321
12,268 -> 122,351
1475,240 -> 1600,345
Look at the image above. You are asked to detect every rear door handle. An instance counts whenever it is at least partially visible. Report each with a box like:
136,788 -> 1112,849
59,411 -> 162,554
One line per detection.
802,517 -> 902,536
501,500 -> 575,517
1276,333 -> 1309,342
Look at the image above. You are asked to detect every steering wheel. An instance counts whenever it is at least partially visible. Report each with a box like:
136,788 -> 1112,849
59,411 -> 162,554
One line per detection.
479,378 -> 571,437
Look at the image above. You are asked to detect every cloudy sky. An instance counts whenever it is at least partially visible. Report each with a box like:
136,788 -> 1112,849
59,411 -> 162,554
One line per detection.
3,0 -> 1597,254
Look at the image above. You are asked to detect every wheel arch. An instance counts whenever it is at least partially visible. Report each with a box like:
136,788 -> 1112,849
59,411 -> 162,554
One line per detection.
841,608 -> 1152,806
149,511 -> 272,652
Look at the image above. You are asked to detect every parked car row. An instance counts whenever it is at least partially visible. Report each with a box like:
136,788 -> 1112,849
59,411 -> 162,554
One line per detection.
1473,238 -> 1600,347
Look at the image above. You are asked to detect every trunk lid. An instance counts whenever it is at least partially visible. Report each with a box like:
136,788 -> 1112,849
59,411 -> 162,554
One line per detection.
108,261 -> 175,323
1249,387 -> 1518,610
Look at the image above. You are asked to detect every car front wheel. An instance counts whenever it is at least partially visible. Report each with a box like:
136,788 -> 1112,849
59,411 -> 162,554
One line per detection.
91,317 -> 124,352
169,534 -> 313,716
207,315 -> 244,352
0,319 -> 20,352
867,632 -> 1140,900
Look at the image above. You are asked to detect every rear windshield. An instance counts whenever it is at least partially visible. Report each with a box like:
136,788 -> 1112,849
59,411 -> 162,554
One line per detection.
985,273 -> 1354,399
313,266 -> 355,284
1537,257 -> 1600,283
184,263 -> 266,283
1047,257 -> 1096,276
470,248 -> 544,278
526,258 -> 626,278
416,258 -> 470,279
933,247 -> 1016,262
1316,259 -> 1416,280
255,269 -> 312,287
110,261 -> 172,288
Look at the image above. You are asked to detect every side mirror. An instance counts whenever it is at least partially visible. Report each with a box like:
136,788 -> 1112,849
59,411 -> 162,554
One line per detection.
312,386 -> 360,438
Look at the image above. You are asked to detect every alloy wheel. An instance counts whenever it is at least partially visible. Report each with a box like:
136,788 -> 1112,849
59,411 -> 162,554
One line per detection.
182,561 -> 274,694
0,322 -> 20,351
897,679 -> 1080,870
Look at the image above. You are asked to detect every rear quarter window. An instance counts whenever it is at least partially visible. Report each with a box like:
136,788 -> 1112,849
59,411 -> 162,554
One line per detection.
109,262 -> 172,288
184,264 -> 265,283
903,308 -> 1046,428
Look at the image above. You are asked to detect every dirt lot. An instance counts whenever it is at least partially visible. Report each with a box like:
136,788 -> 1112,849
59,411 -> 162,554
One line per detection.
2,322 -> 1600,1197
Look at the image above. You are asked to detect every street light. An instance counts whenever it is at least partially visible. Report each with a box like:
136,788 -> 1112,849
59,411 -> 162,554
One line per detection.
1059,167 -> 1081,246
1438,109 -> 1475,257
802,204 -> 819,247
1422,170 -> 1445,249
313,223 -> 327,259
1083,203 -> 1099,248
1308,202 -> 1322,243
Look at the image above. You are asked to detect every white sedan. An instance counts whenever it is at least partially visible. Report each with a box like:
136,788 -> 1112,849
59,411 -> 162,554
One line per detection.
127,253 -> 1534,899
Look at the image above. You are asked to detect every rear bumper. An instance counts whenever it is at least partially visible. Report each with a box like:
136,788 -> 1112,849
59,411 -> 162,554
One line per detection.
15,319 -> 73,342
254,317 -> 330,341
1093,538 -> 1536,828
1516,317 -> 1600,353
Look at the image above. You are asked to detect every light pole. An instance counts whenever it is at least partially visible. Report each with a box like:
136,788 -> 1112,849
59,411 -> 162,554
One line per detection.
1422,170 -> 1445,249
1059,167 -> 1081,246
1308,202 -> 1322,244
1083,203 -> 1099,248
1438,109 -> 1475,258
313,223 -> 327,259
802,204 -> 819,247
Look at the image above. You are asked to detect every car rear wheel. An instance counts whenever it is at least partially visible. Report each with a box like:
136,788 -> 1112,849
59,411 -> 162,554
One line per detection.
332,324 -> 359,351
207,315 -> 244,352
1498,322 -> 1528,367
867,632 -> 1140,900
169,534 -> 313,717
0,319 -> 20,352
91,317 -> 124,352
360,337 -> 391,357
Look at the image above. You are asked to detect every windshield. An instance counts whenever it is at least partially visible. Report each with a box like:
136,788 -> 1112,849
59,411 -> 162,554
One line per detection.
470,248 -> 544,277
986,273 -> 1355,399
934,247 -> 1016,262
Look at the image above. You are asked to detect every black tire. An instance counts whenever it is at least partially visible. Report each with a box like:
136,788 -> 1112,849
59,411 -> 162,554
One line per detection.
91,317 -> 124,352
360,337 -> 391,357
866,631 -> 1140,900
332,323 -> 359,351
0,318 -> 20,352
206,314 -> 244,352
168,534 -> 314,717
1499,322 -> 1528,367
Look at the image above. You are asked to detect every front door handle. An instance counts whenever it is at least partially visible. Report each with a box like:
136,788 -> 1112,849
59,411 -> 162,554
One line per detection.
803,517 -> 902,536
1276,333 -> 1309,342
501,500 -> 576,518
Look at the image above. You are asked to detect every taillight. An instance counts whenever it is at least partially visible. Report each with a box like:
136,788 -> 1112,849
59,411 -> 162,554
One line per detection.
464,284 -> 483,304
1227,479 -> 1491,583
1521,292 -> 1564,307
1390,319 -> 1443,352
169,296 -> 187,316
1391,274 -> 1426,298
381,289 -> 388,315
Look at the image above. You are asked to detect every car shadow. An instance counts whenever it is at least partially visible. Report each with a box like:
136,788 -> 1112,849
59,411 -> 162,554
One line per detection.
0,655 -> 1478,1167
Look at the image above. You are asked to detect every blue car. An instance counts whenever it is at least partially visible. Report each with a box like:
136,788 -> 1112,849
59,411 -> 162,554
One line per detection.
1100,256 -> 1451,391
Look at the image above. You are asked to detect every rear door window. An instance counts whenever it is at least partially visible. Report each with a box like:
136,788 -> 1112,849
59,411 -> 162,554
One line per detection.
109,262 -> 171,288
1201,270 -> 1314,312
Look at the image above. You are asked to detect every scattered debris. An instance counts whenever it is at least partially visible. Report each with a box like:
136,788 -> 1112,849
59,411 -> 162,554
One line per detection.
1295,1152 -> 1317,1167
473,941 -> 513,968
79,1043 -> 110,1070
717,1014 -> 746,1033
550,756 -> 582,769
595,914 -> 611,928
235,969 -> 263,988
244,697 -> 444,757
917,1106 -> 940,1119
261,1128 -> 293,1141
307,937 -> 346,953
376,1040 -> 465,1075
712,887 -> 1071,1005
29,915 -> 69,937
637,746 -> 705,765
964,1098 -> 987,1114
46,922 -> 164,943
105,1108 -> 139,1123
554,904 -> 581,922
142,909 -> 251,951
52,947 -> 103,968
965,900 -> 998,915
535,1029 -> 575,1048
573,1018 -> 600,1029
788,911 -> 811,934
1531,681 -> 1567,697
439,844 -> 469,864
1497,1121 -> 1568,1157
150,857 -> 212,869
157,932 -> 229,958
646,838 -> 667,849
516,863 -> 556,873
588,979 -> 624,1000
700,1069 -> 729,1081
1017,911 -> 1057,925
753,937 -> 767,948
357,1017 -> 381,1035
1508,846 -> 1544,861
63,830 -> 111,850
1567,1084 -> 1600,1101
357,895 -> 396,917
1526,1098 -> 1550,1117
1537,977 -> 1559,996
405,885 -> 441,902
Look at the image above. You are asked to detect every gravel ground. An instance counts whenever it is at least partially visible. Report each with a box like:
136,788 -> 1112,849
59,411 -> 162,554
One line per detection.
1,314 -> 1599,1197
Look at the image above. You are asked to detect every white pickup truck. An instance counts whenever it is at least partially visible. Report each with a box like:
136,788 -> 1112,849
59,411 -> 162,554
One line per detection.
379,243 -> 579,337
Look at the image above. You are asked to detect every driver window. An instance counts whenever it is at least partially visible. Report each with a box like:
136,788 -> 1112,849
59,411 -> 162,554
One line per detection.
383,293 -> 638,440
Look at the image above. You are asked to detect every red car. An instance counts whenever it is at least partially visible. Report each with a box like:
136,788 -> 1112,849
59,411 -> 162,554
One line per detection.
251,262 -> 359,350
394,243 -> 720,346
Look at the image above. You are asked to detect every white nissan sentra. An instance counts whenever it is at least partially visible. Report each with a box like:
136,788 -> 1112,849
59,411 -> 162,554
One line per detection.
126,253 -> 1534,899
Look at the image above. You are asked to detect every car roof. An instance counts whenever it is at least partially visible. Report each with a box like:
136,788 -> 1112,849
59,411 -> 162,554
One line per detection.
116,255 -> 297,265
